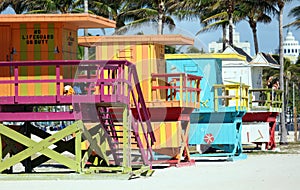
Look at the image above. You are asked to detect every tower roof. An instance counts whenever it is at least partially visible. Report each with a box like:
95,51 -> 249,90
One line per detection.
0,13 -> 116,29
250,52 -> 279,68
78,34 -> 194,46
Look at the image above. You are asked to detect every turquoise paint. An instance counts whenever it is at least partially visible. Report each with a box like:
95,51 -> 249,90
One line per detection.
166,56 -> 246,160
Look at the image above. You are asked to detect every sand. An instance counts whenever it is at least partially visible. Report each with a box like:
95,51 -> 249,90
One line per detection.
0,154 -> 299,190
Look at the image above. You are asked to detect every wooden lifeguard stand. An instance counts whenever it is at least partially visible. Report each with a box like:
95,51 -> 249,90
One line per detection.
0,14 -> 154,178
165,53 -> 249,160
222,47 -> 283,150
78,35 -> 202,166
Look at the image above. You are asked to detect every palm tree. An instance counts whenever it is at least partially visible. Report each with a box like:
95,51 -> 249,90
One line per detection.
238,0 -> 277,54
182,0 -> 242,50
0,0 -> 29,14
113,0 -> 181,35
195,1 -> 229,51
268,0 -> 292,145
25,0 -> 81,14
285,4 -> 300,29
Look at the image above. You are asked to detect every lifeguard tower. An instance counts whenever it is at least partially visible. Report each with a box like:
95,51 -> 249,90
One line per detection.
222,47 -> 283,150
0,14 -> 155,178
78,35 -> 202,166
165,53 -> 249,160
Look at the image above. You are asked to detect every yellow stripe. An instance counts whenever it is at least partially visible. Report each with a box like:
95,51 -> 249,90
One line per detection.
136,44 -> 143,80
148,44 -> 153,101
171,122 -> 178,147
113,42 -> 119,60
124,42 -> 131,59
165,53 -> 246,61
160,122 -> 166,147
28,66 -> 35,96
102,42 -> 108,59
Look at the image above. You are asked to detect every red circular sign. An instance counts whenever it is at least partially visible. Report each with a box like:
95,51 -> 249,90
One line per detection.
204,133 -> 215,144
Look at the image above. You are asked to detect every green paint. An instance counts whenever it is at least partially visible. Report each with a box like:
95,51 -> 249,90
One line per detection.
33,24 -> 41,96
34,66 -> 42,96
0,122 -> 83,173
34,24 -> 41,60
48,23 -> 55,60
19,24 -> 28,96
20,24 -> 27,61
122,106 -> 129,168
19,66 -> 28,96
47,23 -> 56,95
48,66 -> 56,95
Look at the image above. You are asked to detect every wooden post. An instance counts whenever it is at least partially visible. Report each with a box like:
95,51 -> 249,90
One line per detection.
293,83 -> 298,142
122,105 -> 131,172
0,132 -> 2,166
293,107 -> 297,142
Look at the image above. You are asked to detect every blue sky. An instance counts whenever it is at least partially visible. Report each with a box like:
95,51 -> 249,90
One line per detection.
178,0 -> 300,56
2,1 -> 299,56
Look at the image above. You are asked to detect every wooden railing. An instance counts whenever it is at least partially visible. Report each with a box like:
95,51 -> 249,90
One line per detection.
151,73 -> 202,108
213,83 -> 249,112
249,88 -> 283,112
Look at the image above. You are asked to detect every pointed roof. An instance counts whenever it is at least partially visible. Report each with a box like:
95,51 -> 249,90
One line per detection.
250,52 -> 279,68
223,45 -> 252,62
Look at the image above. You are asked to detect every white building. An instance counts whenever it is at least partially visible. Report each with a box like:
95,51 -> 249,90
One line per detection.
208,25 -> 251,55
283,31 -> 300,64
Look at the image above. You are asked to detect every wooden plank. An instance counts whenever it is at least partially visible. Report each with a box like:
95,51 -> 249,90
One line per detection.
0,121 -> 82,172
81,125 -> 109,165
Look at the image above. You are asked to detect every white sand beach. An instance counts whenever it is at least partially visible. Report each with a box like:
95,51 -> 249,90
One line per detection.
1,153 -> 299,190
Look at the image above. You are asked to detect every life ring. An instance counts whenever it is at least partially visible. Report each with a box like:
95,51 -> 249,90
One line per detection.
204,133 -> 214,144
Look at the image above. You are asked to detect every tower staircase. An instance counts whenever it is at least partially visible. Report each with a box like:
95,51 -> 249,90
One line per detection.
0,60 -> 155,178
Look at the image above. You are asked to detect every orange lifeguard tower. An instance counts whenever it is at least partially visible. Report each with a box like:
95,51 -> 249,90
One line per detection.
0,13 -> 115,61
0,14 -> 115,97
78,35 -> 202,166
0,14 -> 155,178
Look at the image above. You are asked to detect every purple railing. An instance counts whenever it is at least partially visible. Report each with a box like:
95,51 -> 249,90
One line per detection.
0,60 -> 155,165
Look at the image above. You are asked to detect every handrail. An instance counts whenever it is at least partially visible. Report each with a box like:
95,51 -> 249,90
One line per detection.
213,83 -> 249,112
249,88 -> 283,112
0,60 -> 133,98
0,59 -> 155,165
151,73 -> 202,108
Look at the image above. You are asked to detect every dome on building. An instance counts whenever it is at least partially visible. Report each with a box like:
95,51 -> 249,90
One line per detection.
283,30 -> 300,63
285,31 -> 296,42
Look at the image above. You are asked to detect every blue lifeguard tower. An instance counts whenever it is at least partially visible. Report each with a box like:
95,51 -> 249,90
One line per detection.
165,54 -> 249,160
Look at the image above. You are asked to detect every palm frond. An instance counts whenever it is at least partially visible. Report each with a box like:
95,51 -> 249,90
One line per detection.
113,18 -> 154,35
196,19 -> 228,35
202,12 -> 227,23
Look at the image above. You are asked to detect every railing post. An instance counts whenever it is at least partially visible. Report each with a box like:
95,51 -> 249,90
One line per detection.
249,90 -> 253,109
14,66 -> 18,103
180,74 -> 183,107
214,86 -> 218,112
0,132 -> 2,166
75,124 -> 82,173
122,104 -> 131,171
184,74 -> 188,107
56,65 -> 60,102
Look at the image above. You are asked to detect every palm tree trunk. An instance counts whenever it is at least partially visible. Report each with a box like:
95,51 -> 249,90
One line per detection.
84,0 -> 89,60
157,1 -> 165,35
158,13 -> 163,34
222,23 -> 227,51
278,1 -> 288,144
228,15 -> 233,46
250,20 -> 259,54
228,0 -> 234,46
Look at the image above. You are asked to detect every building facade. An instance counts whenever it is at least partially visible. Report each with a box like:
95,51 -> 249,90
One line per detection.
208,25 -> 251,56
283,31 -> 300,64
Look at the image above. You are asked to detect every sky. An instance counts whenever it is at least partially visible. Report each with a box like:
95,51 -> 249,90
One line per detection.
1,0 -> 299,56
177,0 -> 300,56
